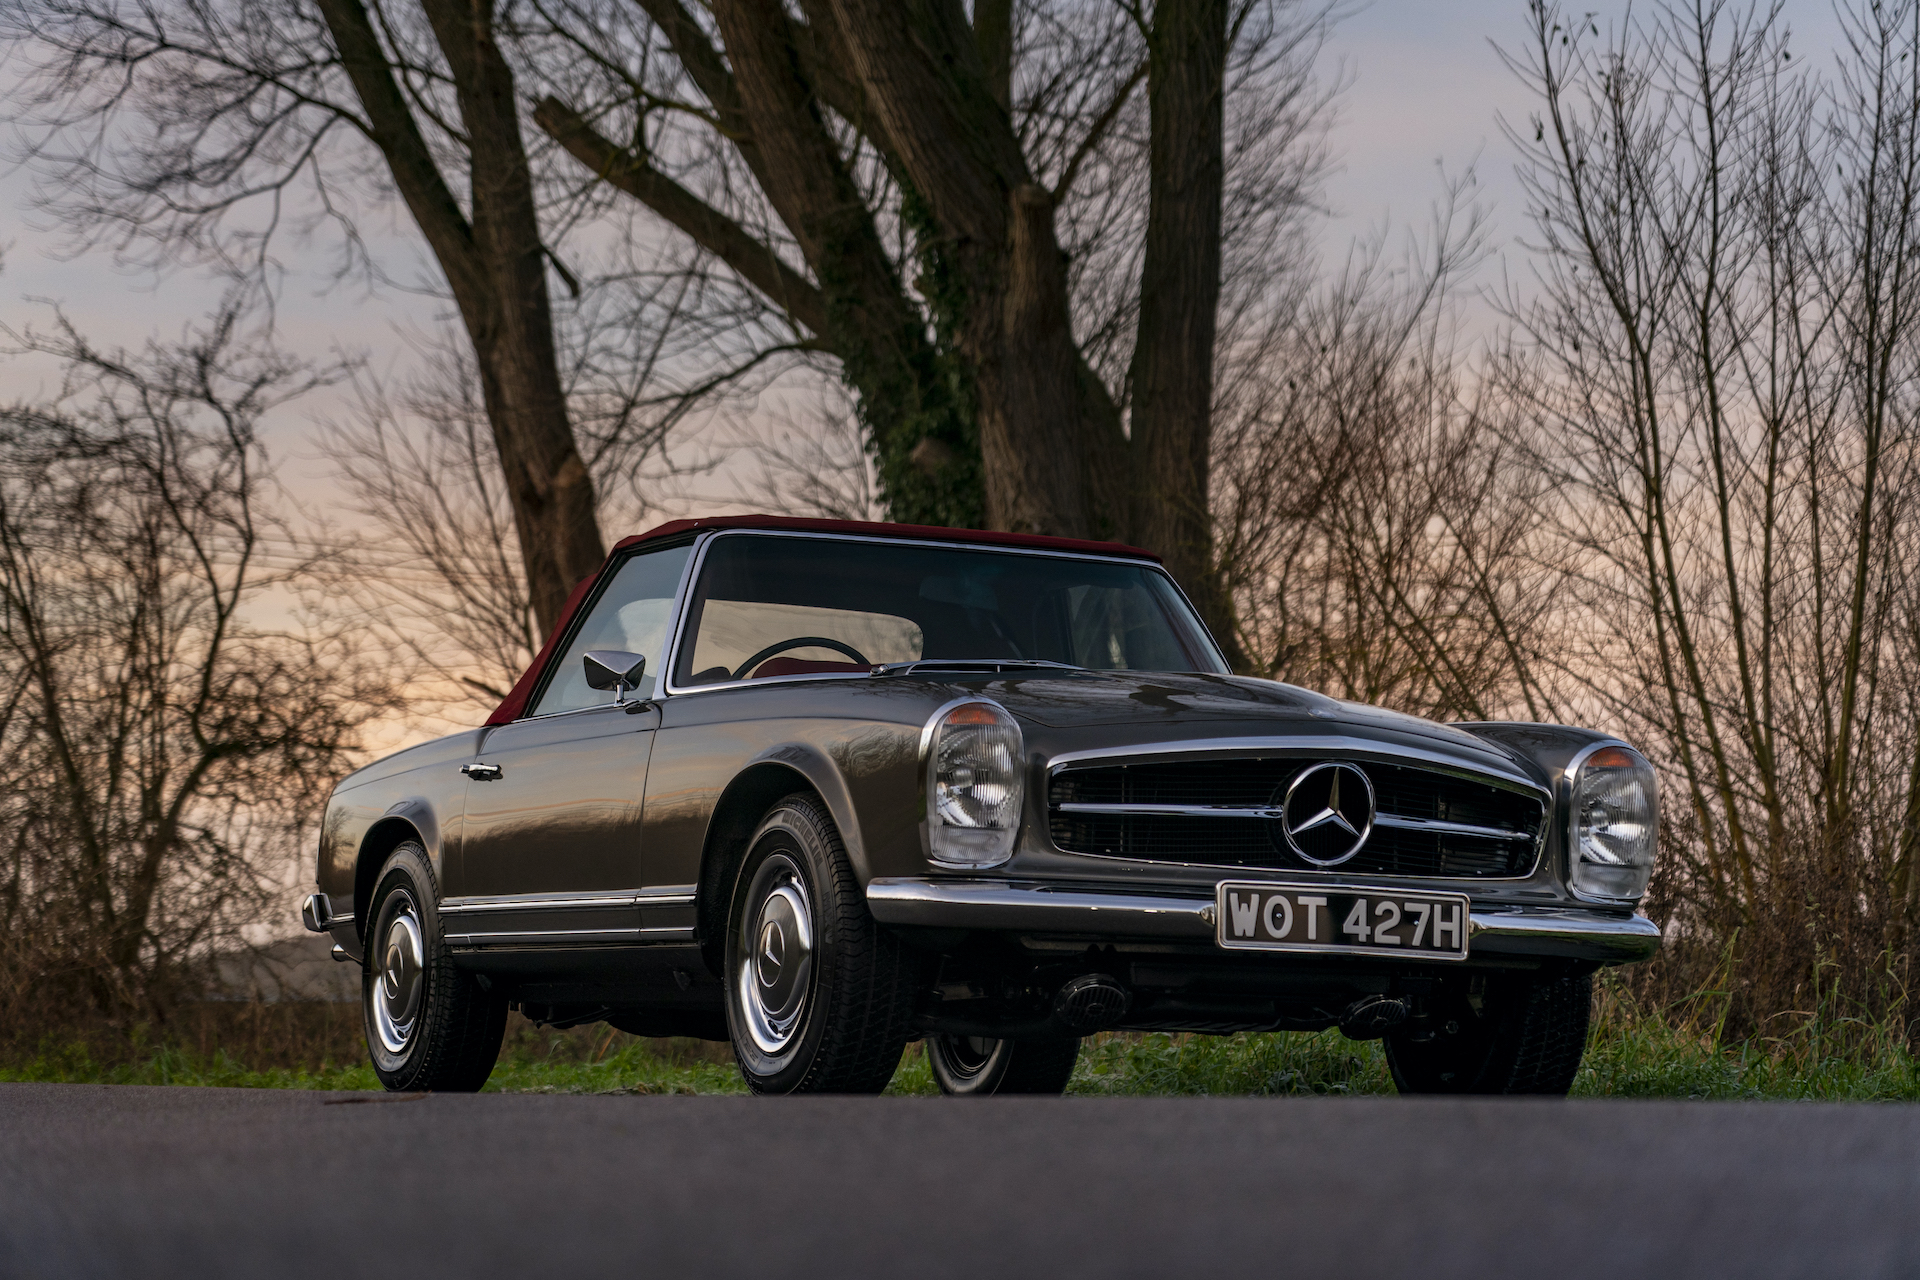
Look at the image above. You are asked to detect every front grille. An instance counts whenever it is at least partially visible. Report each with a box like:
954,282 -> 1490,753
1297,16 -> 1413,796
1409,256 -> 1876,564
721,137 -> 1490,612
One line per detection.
1048,756 -> 1544,878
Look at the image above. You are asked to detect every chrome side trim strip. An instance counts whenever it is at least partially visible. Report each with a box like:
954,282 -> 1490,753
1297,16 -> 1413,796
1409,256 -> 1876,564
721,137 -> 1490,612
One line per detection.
445,925 -> 697,947
438,891 -> 696,916
440,894 -> 634,916
1054,802 -> 1535,843
865,878 -> 1661,964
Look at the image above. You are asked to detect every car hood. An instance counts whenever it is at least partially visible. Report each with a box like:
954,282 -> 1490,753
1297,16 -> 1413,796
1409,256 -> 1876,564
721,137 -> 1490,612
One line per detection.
949,670 -> 1539,784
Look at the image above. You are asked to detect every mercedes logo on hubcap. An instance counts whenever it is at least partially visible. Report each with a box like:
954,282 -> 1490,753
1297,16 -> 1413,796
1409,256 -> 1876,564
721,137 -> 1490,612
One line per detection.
758,919 -> 786,986
1279,762 -> 1376,866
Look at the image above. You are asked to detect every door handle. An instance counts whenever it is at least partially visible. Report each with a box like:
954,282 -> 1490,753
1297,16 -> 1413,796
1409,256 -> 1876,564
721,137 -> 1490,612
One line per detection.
460,762 -> 503,781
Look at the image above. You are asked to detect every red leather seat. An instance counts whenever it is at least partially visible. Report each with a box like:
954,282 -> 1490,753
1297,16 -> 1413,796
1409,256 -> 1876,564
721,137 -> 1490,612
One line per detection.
749,657 -> 873,679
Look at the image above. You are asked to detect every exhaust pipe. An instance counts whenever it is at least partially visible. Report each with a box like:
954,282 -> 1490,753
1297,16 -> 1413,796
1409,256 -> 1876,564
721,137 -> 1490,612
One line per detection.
913,973 -> 1134,1039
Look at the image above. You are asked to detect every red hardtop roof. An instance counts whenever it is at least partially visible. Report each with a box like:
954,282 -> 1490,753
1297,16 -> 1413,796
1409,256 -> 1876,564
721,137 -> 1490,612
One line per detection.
612,514 -> 1160,561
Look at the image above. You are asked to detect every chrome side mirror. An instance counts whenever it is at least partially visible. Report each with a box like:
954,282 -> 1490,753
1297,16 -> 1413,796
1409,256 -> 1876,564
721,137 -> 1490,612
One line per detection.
583,650 -> 647,704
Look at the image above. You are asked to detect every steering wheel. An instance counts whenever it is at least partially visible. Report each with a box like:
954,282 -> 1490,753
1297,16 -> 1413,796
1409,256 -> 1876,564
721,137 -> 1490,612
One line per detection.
731,636 -> 873,681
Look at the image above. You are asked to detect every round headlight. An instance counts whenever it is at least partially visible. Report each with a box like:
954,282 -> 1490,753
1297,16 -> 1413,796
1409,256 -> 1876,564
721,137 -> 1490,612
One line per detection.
1569,744 -> 1659,902
925,699 -> 1024,868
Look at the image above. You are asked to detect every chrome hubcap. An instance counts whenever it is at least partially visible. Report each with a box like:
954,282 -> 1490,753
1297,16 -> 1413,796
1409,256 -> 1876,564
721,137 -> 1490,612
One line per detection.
372,891 -> 425,1056
738,857 -> 814,1054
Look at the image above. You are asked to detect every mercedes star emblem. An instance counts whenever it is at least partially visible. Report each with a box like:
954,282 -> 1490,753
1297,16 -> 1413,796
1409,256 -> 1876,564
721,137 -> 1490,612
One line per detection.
1280,761 -> 1376,866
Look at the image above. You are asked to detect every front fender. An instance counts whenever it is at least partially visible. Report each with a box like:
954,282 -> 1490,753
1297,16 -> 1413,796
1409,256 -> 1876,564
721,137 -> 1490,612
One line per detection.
1453,722 -> 1644,896
736,741 -> 867,879
359,800 -> 446,892
1453,721 -> 1633,796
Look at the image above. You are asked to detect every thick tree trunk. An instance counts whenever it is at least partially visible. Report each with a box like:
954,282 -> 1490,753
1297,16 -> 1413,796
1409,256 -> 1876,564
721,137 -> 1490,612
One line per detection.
421,0 -> 604,634
321,0 -> 603,636
539,0 -> 980,527
825,0 -> 1124,539
709,0 -> 980,525
540,0 -> 1236,563
1130,0 -> 1238,656
974,0 -> 1013,112
978,183 -> 1095,536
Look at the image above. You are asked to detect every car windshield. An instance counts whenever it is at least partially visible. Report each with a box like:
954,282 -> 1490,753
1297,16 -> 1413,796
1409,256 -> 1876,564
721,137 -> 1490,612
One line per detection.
674,534 -> 1226,685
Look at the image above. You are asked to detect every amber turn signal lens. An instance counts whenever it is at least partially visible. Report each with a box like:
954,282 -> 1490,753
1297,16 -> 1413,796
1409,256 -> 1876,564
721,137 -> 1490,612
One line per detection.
1585,746 -> 1641,770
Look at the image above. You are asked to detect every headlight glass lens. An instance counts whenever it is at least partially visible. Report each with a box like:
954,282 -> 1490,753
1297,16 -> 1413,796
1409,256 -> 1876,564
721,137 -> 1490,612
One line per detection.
928,701 -> 1023,867
1570,745 -> 1659,901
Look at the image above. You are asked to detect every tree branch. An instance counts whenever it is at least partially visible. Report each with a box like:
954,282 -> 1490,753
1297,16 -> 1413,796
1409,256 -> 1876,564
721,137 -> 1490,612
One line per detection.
532,95 -> 829,335
311,0 -> 484,303
1052,56 -> 1147,202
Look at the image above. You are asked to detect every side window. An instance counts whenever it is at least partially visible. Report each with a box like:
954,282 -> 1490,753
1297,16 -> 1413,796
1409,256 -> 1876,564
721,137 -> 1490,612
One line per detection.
531,543 -> 692,715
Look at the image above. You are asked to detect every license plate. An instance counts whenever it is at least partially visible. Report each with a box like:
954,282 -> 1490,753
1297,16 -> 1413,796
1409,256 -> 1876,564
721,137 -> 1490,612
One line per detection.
1214,881 -> 1471,961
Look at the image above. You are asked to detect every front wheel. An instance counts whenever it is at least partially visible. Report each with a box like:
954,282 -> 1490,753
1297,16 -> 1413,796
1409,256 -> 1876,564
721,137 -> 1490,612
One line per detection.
362,842 -> 507,1092
724,794 -> 918,1093
926,1034 -> 1081,1096
1384,971 -> 1592,1096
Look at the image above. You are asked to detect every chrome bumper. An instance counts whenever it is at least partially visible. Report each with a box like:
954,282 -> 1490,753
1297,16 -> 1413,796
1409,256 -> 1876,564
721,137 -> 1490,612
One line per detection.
299,892 -> 338,933
865,878 -> 1662,965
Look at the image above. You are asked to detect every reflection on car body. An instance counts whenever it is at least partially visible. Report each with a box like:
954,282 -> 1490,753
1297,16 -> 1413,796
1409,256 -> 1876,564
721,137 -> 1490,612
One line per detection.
304,515 -> 1661,1096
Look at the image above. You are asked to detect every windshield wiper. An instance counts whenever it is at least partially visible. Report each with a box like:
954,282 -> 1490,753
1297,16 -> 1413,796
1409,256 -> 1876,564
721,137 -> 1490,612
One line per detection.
870,659 -> 1089,677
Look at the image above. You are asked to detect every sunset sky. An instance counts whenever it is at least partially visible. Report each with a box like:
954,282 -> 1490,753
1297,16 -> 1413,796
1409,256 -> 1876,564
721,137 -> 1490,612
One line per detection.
0,1 -> 1850,506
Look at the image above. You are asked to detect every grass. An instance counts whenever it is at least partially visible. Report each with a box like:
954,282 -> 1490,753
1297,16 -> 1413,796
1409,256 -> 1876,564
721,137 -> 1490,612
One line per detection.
1069,1028 -> 1392,1096
0,1020 -> 751,1095
5,986 -> 1918,1100
1574,983 -> 1920,1101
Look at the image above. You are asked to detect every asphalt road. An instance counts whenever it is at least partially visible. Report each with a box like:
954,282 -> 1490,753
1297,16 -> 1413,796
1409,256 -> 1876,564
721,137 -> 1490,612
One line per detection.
3,1084 -> 1917,1279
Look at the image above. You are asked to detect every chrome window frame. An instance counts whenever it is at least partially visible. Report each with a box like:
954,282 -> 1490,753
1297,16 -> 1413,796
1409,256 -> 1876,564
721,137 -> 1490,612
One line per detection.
657,528 -> 1228,698
1043,735 -> 1553,882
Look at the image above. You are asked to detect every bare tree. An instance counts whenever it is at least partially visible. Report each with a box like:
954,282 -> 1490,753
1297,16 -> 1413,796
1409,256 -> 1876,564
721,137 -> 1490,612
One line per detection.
1214,177 -> 1555,722
318,339 -> 541,715
0,299 -> 391,1021
719,382 -> 884,524
4,0 -> 1334,657
524,0 -> 1335,635
1501,0 -> 1920,1027
2,0 -> 606,633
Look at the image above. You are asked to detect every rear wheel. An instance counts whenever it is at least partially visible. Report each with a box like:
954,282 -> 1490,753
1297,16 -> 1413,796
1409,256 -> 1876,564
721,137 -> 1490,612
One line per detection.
926,1034 -> 1081,1096
1384,971 -> 1592,1096
724,794 -> 918,1093
362,842 -> 507,1092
